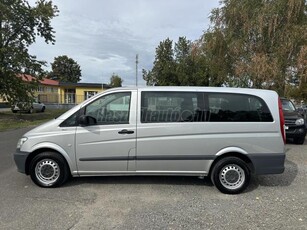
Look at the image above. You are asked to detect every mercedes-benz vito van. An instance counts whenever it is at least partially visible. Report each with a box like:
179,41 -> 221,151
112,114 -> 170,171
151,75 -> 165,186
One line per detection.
14,87 -> 285,194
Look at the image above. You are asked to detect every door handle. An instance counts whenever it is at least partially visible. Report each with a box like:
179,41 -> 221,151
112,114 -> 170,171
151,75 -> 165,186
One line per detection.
118,129 -> 134,134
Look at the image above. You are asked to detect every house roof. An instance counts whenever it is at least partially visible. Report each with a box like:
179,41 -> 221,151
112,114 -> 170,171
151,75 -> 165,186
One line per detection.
19,74 -> 110,88
19,74 -> 59,86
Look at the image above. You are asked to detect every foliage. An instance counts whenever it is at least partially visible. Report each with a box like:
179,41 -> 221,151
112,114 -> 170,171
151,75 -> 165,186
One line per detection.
144,0 -> 307,100
143,37 -> 217,86
50,55 -> 81,83
109,73 -> 123,87
206,0 -> 307,96
0,0 -> 58,104
143,38 -> 177,86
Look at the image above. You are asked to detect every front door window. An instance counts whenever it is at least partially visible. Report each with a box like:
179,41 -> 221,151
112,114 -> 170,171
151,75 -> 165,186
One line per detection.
85,92 -> 131,125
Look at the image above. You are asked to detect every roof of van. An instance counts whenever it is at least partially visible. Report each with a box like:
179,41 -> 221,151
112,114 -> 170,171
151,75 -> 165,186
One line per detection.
103,86 -> 277,94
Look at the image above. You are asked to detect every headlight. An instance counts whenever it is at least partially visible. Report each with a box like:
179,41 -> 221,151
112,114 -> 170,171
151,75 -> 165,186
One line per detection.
17,137 -> 28,149
295,118 -> 304,125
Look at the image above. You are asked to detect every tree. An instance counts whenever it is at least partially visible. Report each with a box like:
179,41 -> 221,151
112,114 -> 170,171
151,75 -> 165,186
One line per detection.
143,38 -> 178,86
109,74 -> 123,87
174,37 -> 192,85
143,37 -> 213,86
50,55 -> 81,83
206,0 -> 307,95
0,0 -> 58,104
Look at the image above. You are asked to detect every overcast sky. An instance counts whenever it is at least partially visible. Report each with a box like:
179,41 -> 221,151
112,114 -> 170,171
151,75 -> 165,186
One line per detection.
29,0 -> 220,86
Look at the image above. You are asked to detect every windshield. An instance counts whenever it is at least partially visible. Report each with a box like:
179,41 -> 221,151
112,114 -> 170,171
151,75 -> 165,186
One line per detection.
281,99 -> 296,112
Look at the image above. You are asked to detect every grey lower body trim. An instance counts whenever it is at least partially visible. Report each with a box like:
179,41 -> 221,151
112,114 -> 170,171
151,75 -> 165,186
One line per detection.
77,171 -> 208,177
79,155 -> 216,162
14,150 -> 30,174
249,153 -> 285,175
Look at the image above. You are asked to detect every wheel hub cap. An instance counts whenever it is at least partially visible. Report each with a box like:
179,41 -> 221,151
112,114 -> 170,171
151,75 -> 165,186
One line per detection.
35,159 -> 60,186
219,164 -> 245,190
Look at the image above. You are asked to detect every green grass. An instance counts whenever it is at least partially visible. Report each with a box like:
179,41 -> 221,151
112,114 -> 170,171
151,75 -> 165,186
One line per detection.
0,109 -> 68,132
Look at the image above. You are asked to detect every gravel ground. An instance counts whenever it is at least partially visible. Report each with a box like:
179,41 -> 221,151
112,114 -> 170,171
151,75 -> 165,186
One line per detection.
0,128 -> 306,230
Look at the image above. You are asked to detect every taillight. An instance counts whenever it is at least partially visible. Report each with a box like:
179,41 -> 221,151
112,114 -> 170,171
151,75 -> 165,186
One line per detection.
278,98 -> 286,144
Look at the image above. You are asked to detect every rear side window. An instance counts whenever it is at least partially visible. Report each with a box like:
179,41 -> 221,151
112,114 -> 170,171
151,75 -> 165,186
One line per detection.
208,93 -> 273,122
141,92 -> 206,123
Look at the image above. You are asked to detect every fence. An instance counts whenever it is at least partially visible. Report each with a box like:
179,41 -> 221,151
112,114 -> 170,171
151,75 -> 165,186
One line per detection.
38,93 -> 90,105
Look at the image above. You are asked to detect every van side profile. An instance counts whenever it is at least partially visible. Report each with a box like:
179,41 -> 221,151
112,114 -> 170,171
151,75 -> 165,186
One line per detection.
14,87 -> 285,194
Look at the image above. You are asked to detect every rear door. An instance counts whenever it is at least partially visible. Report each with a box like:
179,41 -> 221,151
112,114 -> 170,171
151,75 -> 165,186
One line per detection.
136,90 -> 210,173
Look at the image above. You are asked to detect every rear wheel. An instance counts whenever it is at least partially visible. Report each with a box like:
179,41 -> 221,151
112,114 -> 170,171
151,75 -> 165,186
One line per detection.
29,152 -> 70,188
210,157 -> 250,194
28,107 -> 34,114
41,106 -> 45,112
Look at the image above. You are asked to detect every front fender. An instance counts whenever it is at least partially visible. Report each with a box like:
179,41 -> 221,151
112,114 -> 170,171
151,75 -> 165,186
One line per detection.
31,142 -> 78,175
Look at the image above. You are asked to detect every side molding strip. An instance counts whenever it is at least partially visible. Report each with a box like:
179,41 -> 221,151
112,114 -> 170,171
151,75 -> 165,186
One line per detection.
79,155 -> 216,162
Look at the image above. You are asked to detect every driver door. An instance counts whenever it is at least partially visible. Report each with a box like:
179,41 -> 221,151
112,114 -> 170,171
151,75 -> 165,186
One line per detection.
75,90 -> 137,174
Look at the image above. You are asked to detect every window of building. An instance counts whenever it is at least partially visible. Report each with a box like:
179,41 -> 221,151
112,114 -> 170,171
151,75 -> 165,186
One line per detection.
38,86 -> 45,92
64,89 -> 76,104
84,91 -> 98,100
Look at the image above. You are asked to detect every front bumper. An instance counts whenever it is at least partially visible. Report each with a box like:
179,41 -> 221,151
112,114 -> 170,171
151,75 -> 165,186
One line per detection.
14,150 -> 30,174
285,125 -> 306,139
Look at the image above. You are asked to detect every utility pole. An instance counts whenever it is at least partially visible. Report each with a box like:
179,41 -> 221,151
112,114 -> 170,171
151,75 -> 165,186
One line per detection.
136,54 -> 138,86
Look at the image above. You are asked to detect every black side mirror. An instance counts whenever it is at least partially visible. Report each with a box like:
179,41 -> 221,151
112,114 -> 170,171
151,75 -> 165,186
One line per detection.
79,115 -> 97,126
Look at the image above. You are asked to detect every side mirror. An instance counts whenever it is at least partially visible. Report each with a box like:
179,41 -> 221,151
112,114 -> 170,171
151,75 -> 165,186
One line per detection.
79,115 -> 97,126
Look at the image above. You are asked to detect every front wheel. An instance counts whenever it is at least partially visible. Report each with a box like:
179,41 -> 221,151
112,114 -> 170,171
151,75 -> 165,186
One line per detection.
29,152 -> 70,188
210,157 -> 250,194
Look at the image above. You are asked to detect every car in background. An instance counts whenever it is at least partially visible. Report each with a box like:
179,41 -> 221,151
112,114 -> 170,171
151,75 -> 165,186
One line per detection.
281,98 -> 306,144
11,100 -> 46,114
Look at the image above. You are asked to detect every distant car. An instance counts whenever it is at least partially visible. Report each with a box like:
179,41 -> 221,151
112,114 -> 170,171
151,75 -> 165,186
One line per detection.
11,100 -> 46,114
281,98 -> 306,144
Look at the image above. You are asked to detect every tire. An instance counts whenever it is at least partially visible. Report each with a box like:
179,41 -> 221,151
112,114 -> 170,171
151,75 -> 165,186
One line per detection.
210,157 -> 250,194
29,152 -> 70,188
294,137 -> 305,145
41,106 -> 45,112
28,107 -> 34,114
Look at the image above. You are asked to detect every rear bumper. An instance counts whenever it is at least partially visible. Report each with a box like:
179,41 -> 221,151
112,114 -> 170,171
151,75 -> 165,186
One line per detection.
14,150 -> 30,174
249,153 -> 285,175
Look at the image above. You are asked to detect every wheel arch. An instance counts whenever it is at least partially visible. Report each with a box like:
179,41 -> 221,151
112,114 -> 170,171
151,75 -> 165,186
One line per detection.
25,145 -> 74,175
209,148 -> 255,177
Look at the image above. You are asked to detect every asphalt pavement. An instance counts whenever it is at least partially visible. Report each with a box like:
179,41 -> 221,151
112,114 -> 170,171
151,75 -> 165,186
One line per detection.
0,127 -> 307,230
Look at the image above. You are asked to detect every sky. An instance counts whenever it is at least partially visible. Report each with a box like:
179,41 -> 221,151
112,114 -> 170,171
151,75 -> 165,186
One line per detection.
29,0 -> 220,86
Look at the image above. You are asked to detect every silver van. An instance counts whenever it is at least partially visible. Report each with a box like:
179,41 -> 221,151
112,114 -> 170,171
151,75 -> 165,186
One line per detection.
14,87 -> 285,194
